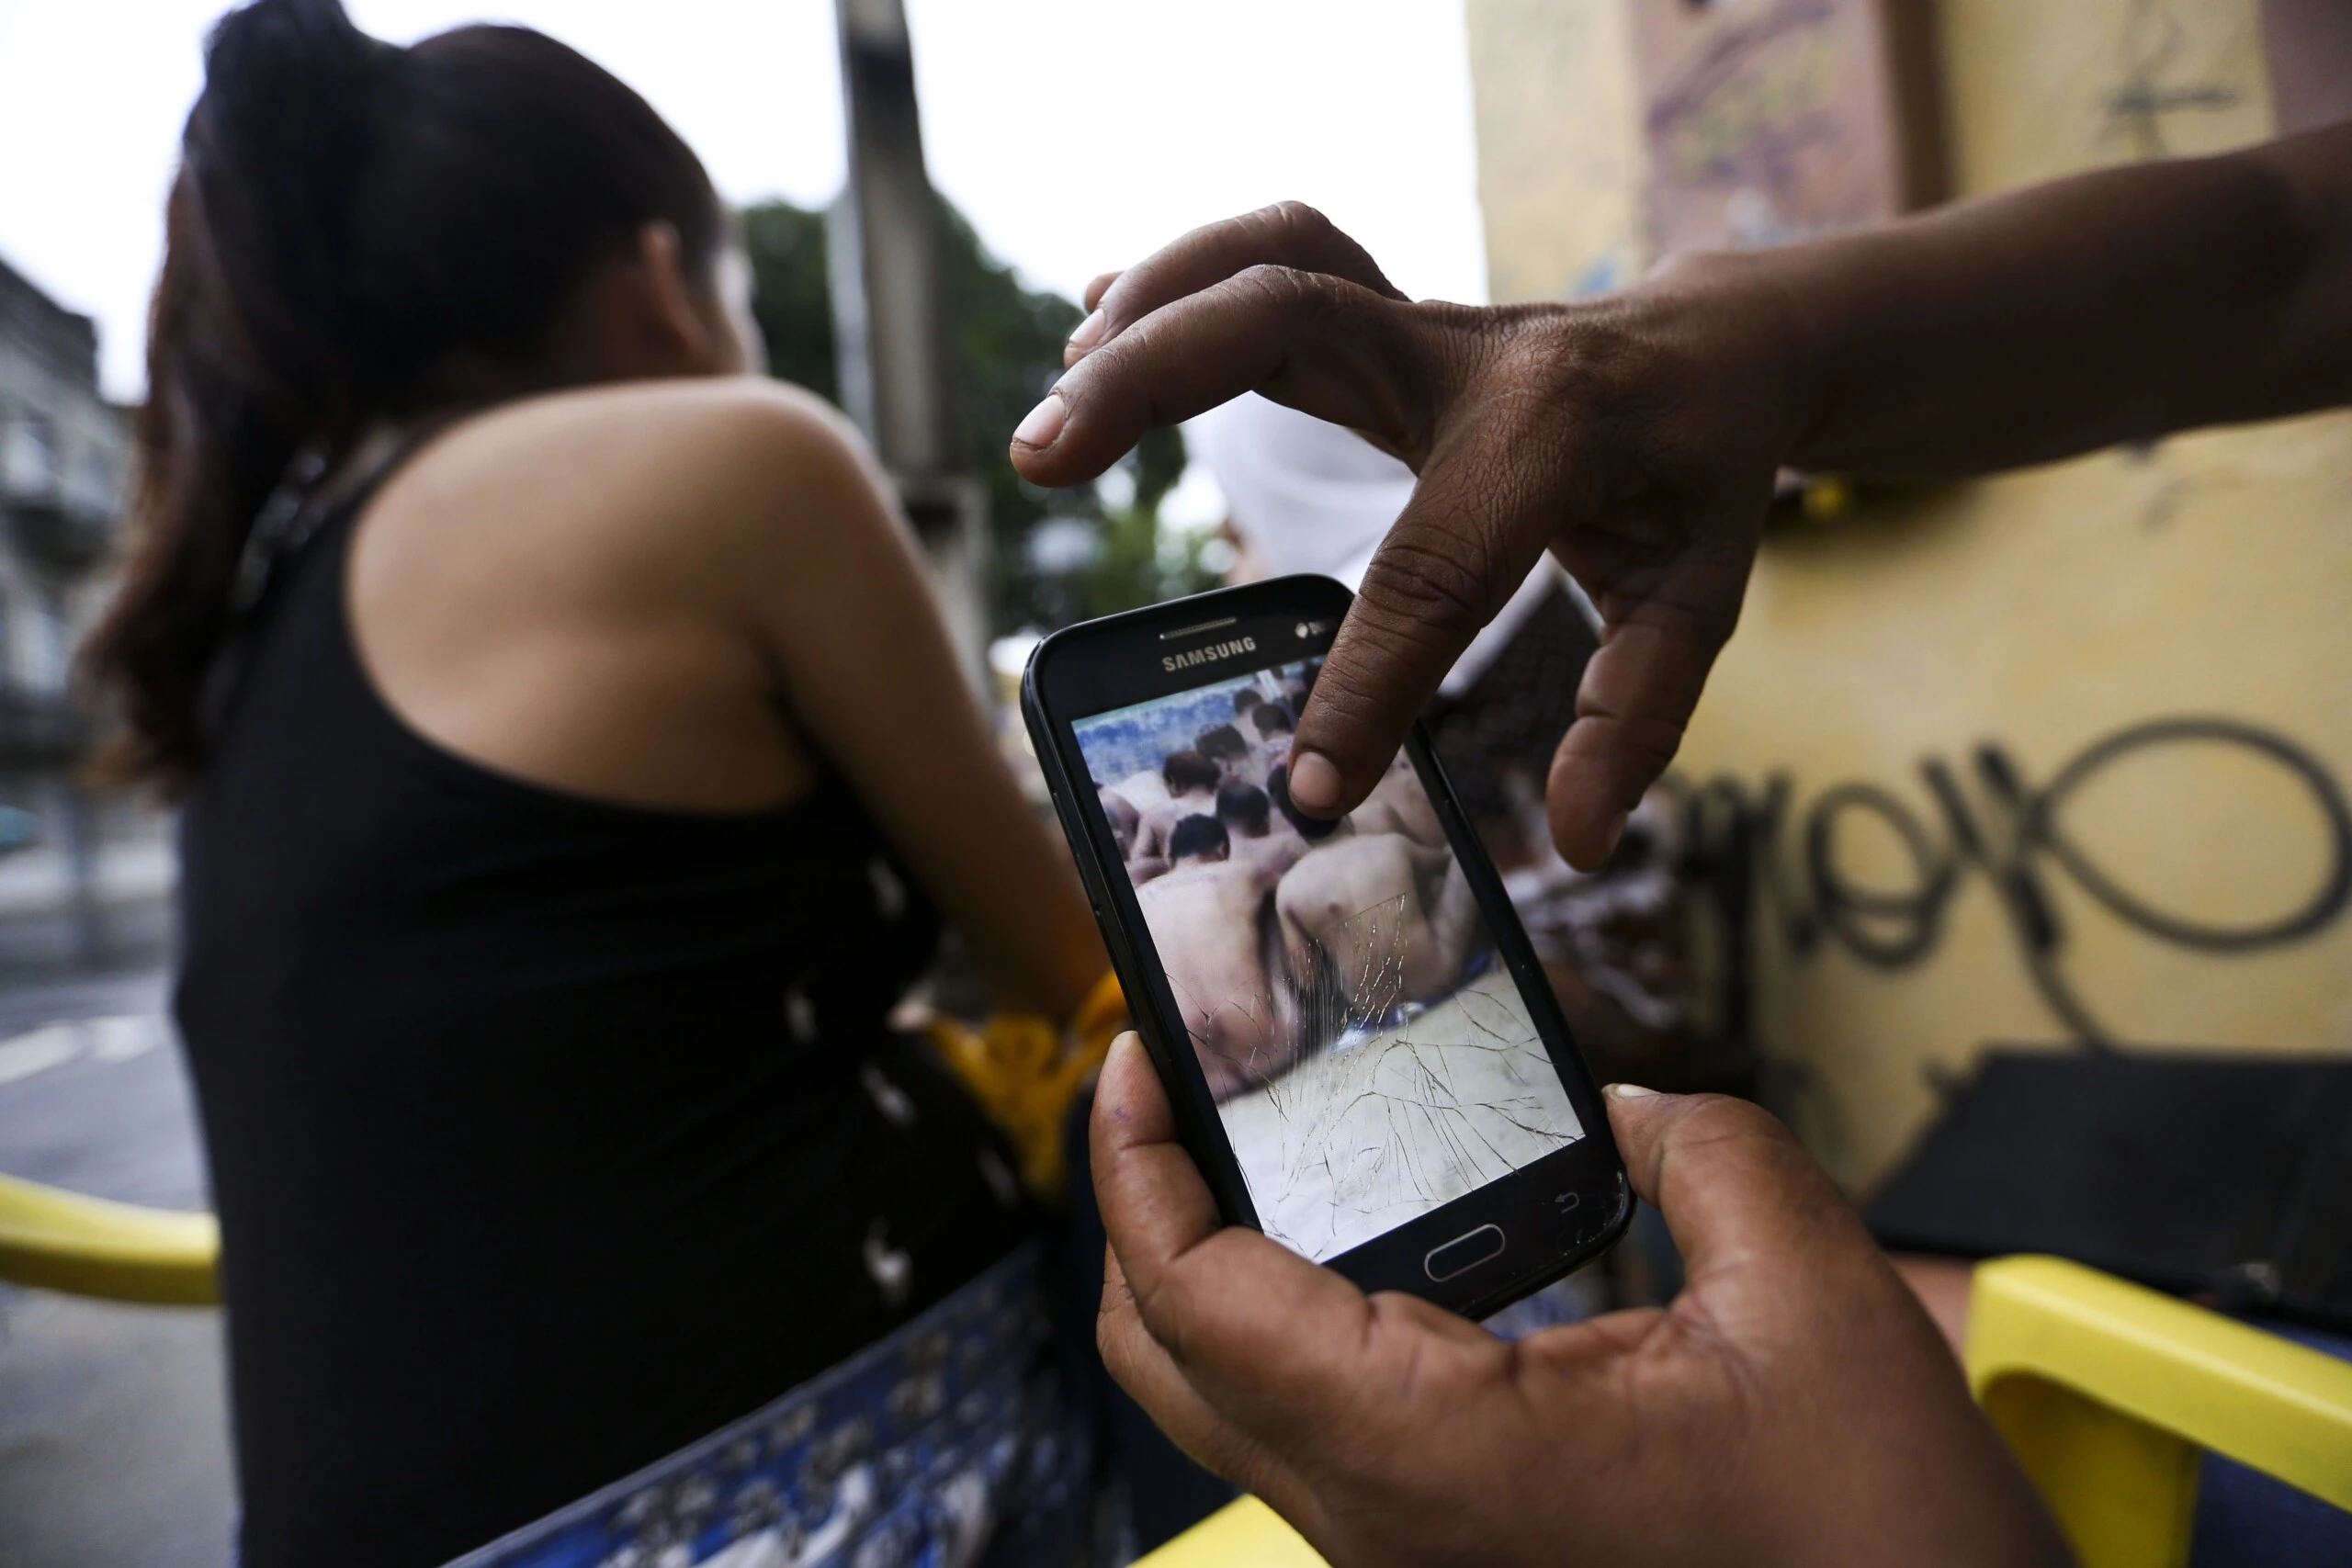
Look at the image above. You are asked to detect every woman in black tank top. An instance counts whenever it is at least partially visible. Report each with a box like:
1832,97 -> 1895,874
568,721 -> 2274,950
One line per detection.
87,5 -> 1104,1564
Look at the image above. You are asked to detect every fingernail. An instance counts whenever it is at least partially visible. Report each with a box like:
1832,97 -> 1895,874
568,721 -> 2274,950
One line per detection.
1605,1082 -> 1660,1100
1066,309 -> 1107,357
1288,750 -> 1342,813
1012,391 -> 1067,449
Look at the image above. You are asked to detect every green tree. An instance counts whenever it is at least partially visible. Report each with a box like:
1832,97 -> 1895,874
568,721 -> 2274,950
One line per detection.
738,196 -> 1214,635
740,200 -> 838,403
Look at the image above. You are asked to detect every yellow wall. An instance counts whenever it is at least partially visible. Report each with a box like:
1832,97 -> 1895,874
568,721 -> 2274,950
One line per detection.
1466,0 -> 2352,1189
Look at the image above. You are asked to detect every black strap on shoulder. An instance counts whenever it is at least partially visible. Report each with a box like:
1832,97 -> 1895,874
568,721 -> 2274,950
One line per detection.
198,418 -> 462,747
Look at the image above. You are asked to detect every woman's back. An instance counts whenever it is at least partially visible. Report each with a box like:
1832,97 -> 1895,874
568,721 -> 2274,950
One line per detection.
100,13 -> 1102,1557
177,385 -> 1036,1564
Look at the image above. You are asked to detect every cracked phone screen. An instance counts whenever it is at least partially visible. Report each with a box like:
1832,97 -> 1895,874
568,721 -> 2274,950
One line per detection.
1074,659 -> 1584,1262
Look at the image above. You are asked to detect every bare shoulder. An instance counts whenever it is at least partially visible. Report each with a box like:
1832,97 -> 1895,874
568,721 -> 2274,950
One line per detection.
412,376 -> 875,513
374,376 -> 899,599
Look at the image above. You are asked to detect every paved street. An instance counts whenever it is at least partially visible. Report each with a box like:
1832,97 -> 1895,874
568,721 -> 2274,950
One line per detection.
0,961 -> 236,1568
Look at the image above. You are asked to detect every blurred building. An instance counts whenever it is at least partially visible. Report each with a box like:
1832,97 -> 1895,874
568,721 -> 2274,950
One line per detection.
1466,0 -> 2352,1189
0,253 -> 164,973
0,254 -> 124,740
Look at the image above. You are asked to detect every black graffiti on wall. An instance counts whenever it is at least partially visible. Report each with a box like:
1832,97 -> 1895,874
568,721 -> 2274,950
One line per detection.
1681,717 -> 2352,1048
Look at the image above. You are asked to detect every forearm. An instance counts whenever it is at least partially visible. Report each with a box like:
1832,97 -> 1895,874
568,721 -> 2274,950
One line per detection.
952,806 -> 1108,1021
729,390 -> 1106,1022
1661,123 -> 2352,478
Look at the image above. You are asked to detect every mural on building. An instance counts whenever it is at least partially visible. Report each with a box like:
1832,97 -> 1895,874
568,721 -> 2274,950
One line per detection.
1630,0 -> 1946,254
1688,716 -> 2350,1050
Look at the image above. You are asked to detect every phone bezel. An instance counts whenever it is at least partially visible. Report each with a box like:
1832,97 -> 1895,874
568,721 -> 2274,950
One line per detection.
1023,574 -> 1632,1320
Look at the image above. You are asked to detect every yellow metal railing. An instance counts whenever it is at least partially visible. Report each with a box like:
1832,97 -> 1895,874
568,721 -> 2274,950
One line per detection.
0,1171 -> 220,1305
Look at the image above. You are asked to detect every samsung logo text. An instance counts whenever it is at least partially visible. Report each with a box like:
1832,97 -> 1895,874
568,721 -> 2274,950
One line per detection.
1161,637 -> 1257,672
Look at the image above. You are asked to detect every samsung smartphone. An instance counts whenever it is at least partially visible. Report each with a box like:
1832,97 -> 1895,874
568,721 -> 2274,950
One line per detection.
1023,575 -> 1630,1318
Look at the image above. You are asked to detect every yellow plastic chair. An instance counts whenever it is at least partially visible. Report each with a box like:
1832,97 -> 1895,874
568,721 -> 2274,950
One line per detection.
1141,1254 -> 2352,1568
1134,1495 -> 1324,1568
0,1171 -> 220,1305
1968,1254 -> 2352,1568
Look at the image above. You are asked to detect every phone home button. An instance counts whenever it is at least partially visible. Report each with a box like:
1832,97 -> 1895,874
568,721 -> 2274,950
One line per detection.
1423,1224 -> 1506,1282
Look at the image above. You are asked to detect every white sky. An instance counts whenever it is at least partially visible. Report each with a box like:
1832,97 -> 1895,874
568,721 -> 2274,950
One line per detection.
0,0 -> 1490,402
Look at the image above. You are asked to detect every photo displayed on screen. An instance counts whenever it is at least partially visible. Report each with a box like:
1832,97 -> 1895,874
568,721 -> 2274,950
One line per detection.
1073,658 -> 1586,1262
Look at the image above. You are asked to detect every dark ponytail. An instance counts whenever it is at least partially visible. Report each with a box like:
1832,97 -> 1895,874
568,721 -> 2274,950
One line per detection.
86,0 -> 723,788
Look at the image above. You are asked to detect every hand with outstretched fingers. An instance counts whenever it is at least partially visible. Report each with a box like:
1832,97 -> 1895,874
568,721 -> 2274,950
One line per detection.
1089,1033 -> 2072,1568
1011,203 -> 1796,868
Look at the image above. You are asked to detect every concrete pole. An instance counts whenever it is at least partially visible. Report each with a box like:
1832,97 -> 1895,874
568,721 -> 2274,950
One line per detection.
830,0 -> 990,690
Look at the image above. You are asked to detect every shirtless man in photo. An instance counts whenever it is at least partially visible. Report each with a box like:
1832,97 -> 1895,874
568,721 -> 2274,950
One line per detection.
1348,750 -> 1448,849
1102,785 -> 1172,885
1132,749 -> 1223,865
1246,702 -> 1295,786
1136,812 -> 1306,1100
1098,785 -> 1141,860
1112,768 -> 1170,814
1276,830 -> 1483,1038
1195,723 -> 1261,789
1216,782 -> 1307,881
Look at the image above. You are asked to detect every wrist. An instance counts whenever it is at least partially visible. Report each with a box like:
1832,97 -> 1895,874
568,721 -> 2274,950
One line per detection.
1624,246 -> 1834,470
